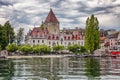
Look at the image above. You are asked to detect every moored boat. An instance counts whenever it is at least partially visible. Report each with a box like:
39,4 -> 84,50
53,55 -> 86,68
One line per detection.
110,51 -> 120,57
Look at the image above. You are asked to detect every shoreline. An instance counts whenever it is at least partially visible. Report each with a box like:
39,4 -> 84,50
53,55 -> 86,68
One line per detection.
6,54 -> 71,59
5,54 -> 119,59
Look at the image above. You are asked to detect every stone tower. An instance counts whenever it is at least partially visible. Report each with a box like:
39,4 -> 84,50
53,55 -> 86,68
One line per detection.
44,9 -> 60,34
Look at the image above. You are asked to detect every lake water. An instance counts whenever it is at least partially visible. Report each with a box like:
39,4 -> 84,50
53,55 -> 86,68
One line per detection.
0,56 -> 120,80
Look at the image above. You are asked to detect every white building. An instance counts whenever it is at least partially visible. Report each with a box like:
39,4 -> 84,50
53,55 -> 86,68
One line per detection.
25,9 -> 84,47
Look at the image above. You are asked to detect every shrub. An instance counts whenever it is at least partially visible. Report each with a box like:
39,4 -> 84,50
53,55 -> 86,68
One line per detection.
6,44 -> 18,52
80,46 -> 86,53
53,45 -> 64,52
67,44 -> 86,54
40,45 -> 51,54
32,45 -> 41,54
19,45 -> 32,53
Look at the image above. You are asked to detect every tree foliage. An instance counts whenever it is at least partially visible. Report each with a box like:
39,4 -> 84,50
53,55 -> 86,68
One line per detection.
19,45 -> 32,53
0,45 -> 1,51
32,45 -> 41,54
52,45 -> 64,52
6,44 -> 18,52
4,21 -> 15,44
40,22 -> 44,30
0,21 -> 15,49
16,28 -> 24,45
67,44 -> 86,54
40,45 -> 51,53
0,24 -> 8,49
85,14 -> 100,54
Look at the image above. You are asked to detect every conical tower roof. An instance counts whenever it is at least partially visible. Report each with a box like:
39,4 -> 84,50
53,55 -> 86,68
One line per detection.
45,9 -> 59,23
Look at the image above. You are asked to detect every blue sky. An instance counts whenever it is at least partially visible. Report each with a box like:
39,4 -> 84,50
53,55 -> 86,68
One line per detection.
0,0 -> 120,34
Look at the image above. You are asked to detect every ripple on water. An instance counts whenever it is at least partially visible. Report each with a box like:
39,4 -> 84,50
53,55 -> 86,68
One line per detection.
0,57 -> 120,80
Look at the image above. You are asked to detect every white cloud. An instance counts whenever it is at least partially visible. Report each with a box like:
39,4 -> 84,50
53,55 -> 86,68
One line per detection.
59,18 -> 74,23
96,14 -> 120,28
0,0 -> 120,35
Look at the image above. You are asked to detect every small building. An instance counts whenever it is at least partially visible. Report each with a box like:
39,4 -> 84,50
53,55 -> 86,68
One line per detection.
107,32 -> 119,50
117,31 -> 120,51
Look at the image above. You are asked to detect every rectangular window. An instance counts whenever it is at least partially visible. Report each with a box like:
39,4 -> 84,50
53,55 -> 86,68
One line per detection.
42,40 -> 44,43
38,40 -> 39,43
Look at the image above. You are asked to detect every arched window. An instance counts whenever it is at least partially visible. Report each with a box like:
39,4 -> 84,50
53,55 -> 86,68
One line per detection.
68,36 -> 70,40
52,35 -> 54,39
48,36 -> 51,39
49,41 -> 51,44
52,42 -> 56,46
54,29 -> 56,34
33,40 -> 35,43
64,36 -> 66,40
56,36 -> 59,39
68,42 -> 71,45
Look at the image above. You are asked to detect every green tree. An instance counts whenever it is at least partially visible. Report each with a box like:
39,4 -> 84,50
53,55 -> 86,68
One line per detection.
4,21 -> 15,44
80,46 -> 86,53
53,45 -> 64,53
0,21 -> 15,49
16,28 -> 24,45
19,45 -> 32,54
0,45 -> 1,51
85,14 -> 100,54
40,45 -> 51,54
6,44 -> 18,52
67,44 -> 86,54
0,24 -> 8,49
33,45 -> 41,54
40,22 -> 44,30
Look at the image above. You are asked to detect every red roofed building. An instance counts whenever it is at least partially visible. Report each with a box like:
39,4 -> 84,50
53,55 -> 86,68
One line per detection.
25,9 -> 84,47
45,9 -> 59,23
44,9 -> 60,35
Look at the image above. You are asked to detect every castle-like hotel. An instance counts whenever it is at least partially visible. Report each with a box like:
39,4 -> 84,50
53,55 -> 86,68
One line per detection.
25,9 -> 84,47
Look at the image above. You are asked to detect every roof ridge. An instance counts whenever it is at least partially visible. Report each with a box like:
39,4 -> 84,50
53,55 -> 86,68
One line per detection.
45,9 -> 59,23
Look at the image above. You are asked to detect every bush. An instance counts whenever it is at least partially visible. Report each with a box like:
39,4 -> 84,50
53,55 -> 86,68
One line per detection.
40,45 -> 51,54
32,45 -> 41,54
67,44 -> 86,54
80,46 -> 86,53
53,45 -> 64,52
19,45 -> 32,53
6,44 -> 18,52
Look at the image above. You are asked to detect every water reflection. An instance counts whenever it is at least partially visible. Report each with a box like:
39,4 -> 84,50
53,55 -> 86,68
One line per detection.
85,57 -> 101,80
0,59 -> 14,80
0,57 -> 120,80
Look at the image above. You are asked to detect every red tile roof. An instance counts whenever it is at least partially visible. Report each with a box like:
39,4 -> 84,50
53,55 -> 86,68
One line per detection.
47,35 -> 59,40
100,36 -> 106,41
63,35 -> 82,40
45,9 -> 59,23
30,27 -> 49,38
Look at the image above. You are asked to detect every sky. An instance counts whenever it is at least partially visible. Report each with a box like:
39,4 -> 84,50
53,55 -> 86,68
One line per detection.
0,0 -> 120,34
